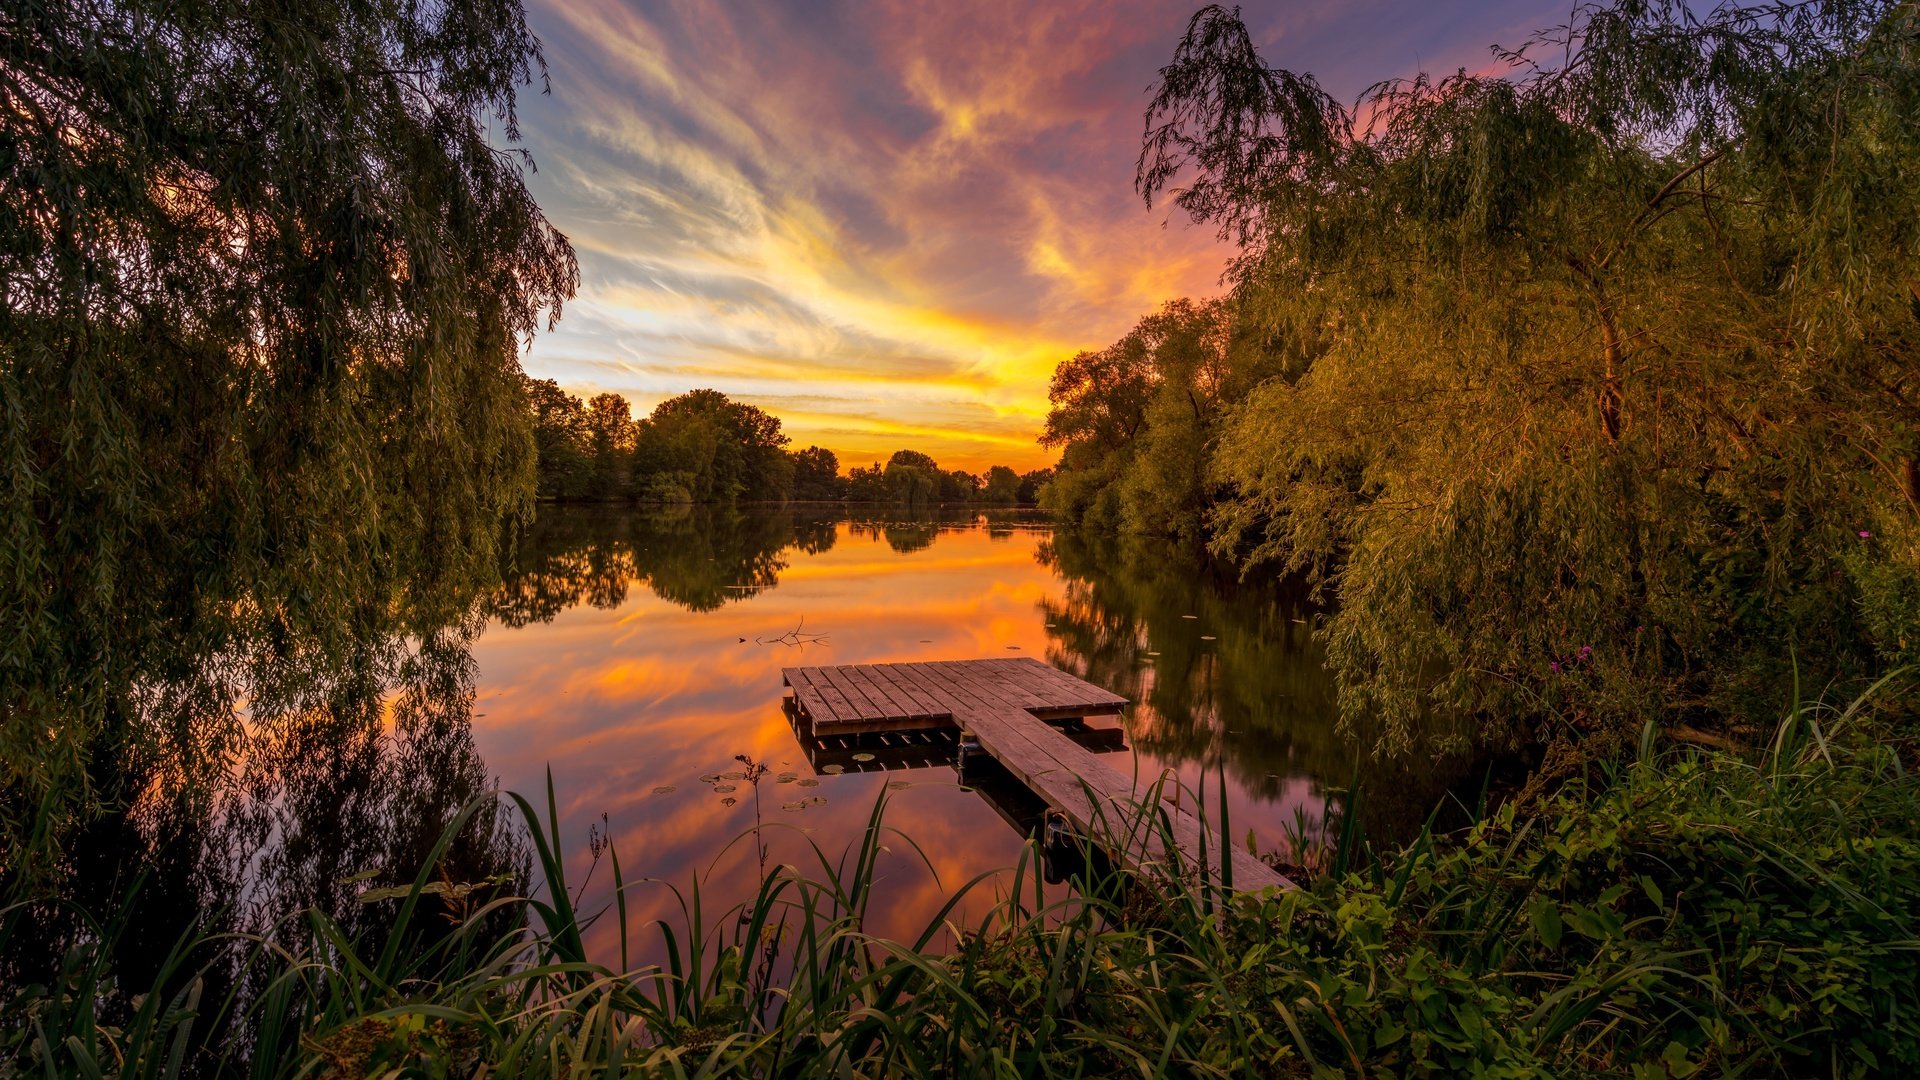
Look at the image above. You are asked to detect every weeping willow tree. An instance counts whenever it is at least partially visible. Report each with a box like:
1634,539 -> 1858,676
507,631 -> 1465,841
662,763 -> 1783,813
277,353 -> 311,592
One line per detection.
1135,2 -> 1920,761
0,0 -> 577,874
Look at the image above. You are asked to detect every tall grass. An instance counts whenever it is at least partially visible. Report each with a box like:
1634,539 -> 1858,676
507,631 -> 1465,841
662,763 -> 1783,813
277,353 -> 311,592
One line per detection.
7,687 -> 1919,1077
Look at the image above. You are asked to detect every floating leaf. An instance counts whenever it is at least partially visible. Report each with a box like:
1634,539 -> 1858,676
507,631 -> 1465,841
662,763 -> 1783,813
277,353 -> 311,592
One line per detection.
821,764 -> 844,774
887,781 -> 913,790
851,752 -> 875,762
776,772 -> 799,784
713,784 -> 736,794
783,801 -> 806,812
652,786 -> 676,796
802,795 -> 827,807
720,796 -> 737,807
698,773 -> 722,783
796,778 -> 820,787
719,771 -> 746,780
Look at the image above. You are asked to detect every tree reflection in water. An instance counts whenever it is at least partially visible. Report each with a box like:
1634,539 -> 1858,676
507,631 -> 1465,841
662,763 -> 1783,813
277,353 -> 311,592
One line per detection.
6,504 -> 1470,1052
491,504 -> 837,620
1037,529 -> 1475,848
3,614 -> 528,1059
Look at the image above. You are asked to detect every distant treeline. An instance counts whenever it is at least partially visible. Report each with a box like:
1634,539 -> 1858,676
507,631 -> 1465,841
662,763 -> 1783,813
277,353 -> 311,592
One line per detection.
524,380 -> 1052,505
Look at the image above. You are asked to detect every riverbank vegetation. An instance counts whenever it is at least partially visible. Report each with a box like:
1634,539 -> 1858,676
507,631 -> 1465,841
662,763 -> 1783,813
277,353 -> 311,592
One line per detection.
1044,0 -> 1920,772
8,0 -> 1920,1074
525,381 -> 1050,506
10,697 -> 1917,1076
0,0 -> 576,881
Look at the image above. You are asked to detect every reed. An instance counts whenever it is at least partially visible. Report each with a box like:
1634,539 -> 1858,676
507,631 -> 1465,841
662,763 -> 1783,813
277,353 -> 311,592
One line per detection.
7,683 -> 1919,1077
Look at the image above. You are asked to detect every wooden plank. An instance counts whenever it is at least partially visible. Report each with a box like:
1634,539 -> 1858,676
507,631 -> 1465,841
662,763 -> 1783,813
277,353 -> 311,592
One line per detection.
781,659 -> 1286,892
843,664 -> 931,721
790,684 -> 835,725
928,660 -> 1047,713
781,668 -> 837,725
810,714 -> 954,736
1000,658 -> 1125,710
816,665 -> 887,720
875,665 -> 951,720
795,668 -> 857,723
945,659 -> 1076,718
971,658 -> 1123,719
927,668 -> 1285,892
883,661 -> 973,715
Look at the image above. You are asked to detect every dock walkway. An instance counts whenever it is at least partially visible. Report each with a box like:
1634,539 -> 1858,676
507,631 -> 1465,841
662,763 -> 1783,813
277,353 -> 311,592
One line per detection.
782,657 -> 1291,893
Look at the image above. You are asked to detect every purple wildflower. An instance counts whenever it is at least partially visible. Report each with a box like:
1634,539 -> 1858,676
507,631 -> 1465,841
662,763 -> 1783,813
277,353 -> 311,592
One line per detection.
1859,530 -> 1872,539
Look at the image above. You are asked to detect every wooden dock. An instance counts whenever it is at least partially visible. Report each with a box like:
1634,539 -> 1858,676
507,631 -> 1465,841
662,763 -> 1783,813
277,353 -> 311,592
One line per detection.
782,658 -> 1292,893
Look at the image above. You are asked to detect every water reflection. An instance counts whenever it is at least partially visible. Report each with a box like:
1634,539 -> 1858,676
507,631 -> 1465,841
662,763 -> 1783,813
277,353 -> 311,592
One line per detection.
1038,529 -> 1467,843
9,505 -> 1467,1006
3,618 -> 528,1056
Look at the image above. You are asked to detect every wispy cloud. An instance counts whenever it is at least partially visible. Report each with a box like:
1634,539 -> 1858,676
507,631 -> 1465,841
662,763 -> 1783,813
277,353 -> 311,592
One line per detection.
514,0 -> 1559,470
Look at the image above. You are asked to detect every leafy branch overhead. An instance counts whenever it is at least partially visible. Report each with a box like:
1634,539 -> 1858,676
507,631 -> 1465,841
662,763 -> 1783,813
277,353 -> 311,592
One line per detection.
1041,0 -> 1920,757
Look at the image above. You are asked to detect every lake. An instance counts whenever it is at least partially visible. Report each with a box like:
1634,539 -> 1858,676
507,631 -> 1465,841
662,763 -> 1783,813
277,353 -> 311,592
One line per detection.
468,505 -> 1460,962
17,504 -> 1466,982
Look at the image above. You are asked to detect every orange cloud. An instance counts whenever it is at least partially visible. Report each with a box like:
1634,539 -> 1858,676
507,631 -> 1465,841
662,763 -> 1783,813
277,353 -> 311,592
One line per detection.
512,0 -> 1563,471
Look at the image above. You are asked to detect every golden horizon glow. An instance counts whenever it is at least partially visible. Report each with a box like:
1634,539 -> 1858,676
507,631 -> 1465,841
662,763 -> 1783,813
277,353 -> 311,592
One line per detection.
512,0 -> 1558,472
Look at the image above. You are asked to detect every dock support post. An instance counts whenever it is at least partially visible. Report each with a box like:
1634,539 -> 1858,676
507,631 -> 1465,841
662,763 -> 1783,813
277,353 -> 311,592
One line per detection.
954,730 -> 981,777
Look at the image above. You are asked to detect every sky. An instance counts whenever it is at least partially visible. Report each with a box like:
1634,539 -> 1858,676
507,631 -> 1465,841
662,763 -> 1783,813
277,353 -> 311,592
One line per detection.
512,0 -> 1565,472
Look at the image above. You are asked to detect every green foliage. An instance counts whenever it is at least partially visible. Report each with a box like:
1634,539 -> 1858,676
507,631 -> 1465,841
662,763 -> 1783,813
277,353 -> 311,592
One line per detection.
528,386 -> 798,504
844,461 -> 891,503
790,446 -> 844,501
645,389 -> 793,503
11,695 -> 1917,1077
982,465 -> 1021,504
1042,298 -> 1278,537
1015,467 -> 1052,504
525,378 -> 595,499
1044,0 -> 1920,757
1,0 -> 576,875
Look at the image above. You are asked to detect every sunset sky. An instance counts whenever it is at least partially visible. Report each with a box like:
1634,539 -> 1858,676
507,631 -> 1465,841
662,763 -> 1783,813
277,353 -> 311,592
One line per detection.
513,0 -> 1563,472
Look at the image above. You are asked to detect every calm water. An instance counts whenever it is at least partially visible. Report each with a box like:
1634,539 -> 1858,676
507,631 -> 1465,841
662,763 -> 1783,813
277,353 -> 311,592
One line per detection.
470,505 -> 1453,962
17,505 -> 1466,987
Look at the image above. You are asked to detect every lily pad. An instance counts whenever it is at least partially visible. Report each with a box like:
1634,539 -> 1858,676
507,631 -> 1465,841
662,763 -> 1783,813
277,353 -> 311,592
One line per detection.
795,778 -> 820,788
698,773 -> 723,783
775,772 -> 799,784
719,770 -> 746,780
652,786 -> 676,796
713,784 -> 736,794
851,752 -> 875,762
821,764 -> 844,775
720,796 -> 737,807
782,801 -> 806,812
